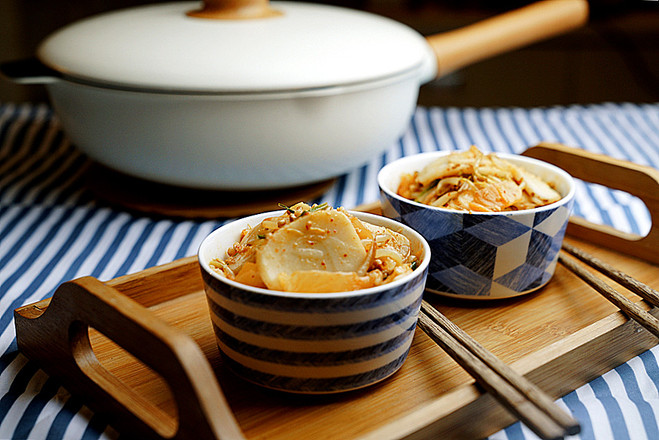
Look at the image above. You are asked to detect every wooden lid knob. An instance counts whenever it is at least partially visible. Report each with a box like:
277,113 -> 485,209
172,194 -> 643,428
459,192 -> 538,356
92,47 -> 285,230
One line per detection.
187,0 -> 282,19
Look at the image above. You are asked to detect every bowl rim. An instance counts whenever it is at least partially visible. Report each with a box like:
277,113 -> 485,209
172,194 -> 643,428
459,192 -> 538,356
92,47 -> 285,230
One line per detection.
198,209 -> 431,299
377,150 -> 576,215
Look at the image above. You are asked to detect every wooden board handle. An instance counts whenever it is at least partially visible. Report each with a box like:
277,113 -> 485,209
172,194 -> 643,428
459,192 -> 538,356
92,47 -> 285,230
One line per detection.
14,277 -> 245,440
425,0 -> 589,78
523,142 -> 659,265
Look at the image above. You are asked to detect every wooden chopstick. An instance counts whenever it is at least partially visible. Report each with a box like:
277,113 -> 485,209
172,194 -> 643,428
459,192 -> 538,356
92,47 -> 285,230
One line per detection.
418,301 -> 580,440
558,250 -> 659,339
561,242 -> 659,307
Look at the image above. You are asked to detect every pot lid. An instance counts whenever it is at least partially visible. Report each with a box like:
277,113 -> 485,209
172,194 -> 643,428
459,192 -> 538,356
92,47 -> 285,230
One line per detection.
36,1 -> 435,93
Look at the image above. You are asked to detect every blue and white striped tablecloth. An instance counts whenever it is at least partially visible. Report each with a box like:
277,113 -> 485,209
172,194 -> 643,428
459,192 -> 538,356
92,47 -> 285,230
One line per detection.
0,101 -> 657,439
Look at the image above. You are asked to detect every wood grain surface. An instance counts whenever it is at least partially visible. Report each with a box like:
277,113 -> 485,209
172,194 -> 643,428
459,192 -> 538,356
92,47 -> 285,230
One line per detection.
14,235 -> 659,440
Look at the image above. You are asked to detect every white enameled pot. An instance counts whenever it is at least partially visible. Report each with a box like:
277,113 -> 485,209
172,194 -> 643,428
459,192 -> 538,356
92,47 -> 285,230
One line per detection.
1,0 -> 588,190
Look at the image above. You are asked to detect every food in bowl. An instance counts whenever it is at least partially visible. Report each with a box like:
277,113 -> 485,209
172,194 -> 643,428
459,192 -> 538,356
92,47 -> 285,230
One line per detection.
198,206 -> 430,393
378,148 -> 575,299
209,202 -> 420,293
397,146 -> 562,212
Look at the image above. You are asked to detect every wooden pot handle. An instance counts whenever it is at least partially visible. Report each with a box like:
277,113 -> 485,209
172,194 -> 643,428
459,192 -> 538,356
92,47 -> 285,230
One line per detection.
14,277 -> 245,440
426,0 -> 589,78
187,0 -> 281,20
523,142 -> 659,265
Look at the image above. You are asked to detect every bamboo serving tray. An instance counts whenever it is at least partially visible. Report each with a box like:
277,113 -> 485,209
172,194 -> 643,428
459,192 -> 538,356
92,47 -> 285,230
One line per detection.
14,143 -> 659,440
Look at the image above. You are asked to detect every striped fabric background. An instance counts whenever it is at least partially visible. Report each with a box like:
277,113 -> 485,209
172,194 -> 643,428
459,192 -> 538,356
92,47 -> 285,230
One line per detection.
0,101 -> 657,439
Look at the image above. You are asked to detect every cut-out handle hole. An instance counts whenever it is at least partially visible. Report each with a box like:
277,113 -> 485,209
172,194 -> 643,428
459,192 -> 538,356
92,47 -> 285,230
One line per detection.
70,321 -> 179,438
571,179 -> 651,238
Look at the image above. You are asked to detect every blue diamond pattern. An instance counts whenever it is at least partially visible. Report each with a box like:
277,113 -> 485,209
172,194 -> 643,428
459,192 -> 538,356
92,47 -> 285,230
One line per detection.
533,208 -> 556,227
429,265 -> 493,296
380,190 -> 572,298
527,230 -> 555,268
428,230 -> 497,278
464,215 -> 533,247
495,262 -> 545,291
402,209 -> 463,240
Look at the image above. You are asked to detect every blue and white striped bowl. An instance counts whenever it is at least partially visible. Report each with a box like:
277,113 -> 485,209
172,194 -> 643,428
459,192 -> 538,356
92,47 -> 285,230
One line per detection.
378,151 -> 575,300
198,211 -> 430,394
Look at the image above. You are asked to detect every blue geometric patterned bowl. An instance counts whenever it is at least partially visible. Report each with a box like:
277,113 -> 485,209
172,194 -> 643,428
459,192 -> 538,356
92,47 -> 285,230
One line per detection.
198,211 -> 430,394
378,151 -> 575,300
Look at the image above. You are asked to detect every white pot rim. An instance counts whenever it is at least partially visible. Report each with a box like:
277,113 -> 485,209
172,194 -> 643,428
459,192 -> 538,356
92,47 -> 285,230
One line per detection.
46,63 -> 423,99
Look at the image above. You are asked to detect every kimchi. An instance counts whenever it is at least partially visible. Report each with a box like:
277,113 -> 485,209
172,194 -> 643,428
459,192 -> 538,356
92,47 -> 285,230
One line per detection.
397,146 -> 562,212
210,203 -> 421,293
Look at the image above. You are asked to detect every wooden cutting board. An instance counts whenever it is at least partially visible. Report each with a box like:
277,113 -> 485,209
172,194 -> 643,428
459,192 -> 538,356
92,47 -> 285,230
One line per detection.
13,143 -> 659,440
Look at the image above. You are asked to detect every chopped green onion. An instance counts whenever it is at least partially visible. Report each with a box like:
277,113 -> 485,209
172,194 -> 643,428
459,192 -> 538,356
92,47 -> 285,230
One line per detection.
278,203 -> 295,213
309,202 -> 329,212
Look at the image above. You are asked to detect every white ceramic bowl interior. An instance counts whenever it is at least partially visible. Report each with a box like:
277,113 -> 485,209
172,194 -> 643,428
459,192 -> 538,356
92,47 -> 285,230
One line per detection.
378,150 -> 575,299
198,210 -> 430,393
